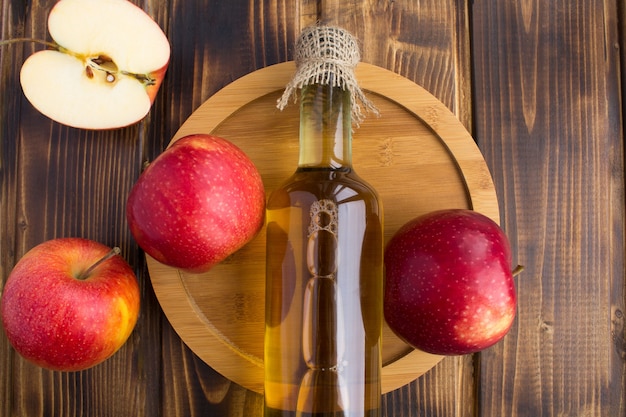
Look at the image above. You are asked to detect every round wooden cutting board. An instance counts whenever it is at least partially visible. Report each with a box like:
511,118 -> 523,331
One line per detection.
147,62 -> 499,394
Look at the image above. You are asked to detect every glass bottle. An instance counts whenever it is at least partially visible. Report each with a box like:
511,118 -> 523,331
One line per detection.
264,70 -> 383,416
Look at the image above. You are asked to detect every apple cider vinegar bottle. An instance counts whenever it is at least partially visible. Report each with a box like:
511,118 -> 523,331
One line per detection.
264,26 -> 383,417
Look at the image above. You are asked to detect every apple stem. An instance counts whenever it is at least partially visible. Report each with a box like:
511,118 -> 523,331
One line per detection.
78,247 -> 122,280
0,38 -> 59,50
512,264 -> 525,277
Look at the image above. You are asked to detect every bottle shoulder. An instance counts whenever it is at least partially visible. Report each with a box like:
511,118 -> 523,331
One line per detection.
267,168 -> 381,210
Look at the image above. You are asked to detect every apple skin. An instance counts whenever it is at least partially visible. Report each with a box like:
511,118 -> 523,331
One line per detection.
145,64 -> 169,103
384,209 -> 517,355
126,134 -> 266,273
0,238 -> 140,371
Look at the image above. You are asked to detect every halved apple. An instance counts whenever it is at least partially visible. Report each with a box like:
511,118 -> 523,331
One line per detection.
19,0 -> 170,130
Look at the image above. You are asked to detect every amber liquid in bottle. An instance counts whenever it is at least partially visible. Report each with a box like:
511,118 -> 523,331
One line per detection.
264,82 -> 383,417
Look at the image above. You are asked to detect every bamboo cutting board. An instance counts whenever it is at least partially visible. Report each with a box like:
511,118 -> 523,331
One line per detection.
147,62 -> 499,394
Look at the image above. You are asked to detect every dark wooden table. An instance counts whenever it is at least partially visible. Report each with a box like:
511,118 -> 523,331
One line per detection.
1,1 -> 625,416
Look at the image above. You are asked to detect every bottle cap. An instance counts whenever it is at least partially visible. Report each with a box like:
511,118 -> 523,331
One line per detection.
277,25 -> 379,126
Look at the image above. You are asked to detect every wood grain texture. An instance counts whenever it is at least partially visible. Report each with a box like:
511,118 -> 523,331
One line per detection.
1,0 -> 625,416
0,3 -> 26,417
312,0 -> 473,128
471,0 -> 626,416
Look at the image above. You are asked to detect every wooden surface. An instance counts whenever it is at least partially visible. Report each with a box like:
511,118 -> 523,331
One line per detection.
147,61 -> 500,394
0,1 -> 624,416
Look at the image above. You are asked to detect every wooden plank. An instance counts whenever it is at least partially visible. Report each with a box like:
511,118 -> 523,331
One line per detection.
471,0 -> 625,415
617,0 -> 626,412
0,2 -> 28,416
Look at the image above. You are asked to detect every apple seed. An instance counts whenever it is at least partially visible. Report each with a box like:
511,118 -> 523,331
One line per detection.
87,55 -> 119,83
512,265 -> 524,277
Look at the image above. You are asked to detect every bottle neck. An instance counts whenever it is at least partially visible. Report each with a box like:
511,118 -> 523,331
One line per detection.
298,82 -> 352,170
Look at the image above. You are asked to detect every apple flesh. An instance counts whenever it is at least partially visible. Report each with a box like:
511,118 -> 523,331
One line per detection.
384,209 -> 517,355
0,238 -> 140,371
19,0 -> 170,129
126,134 -> 266,273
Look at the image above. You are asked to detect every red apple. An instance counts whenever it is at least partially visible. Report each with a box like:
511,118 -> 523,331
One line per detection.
17,0 -> 170,129
384,209 -> 518,355
0,238 -> 140,371
126,134 -> 266,273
